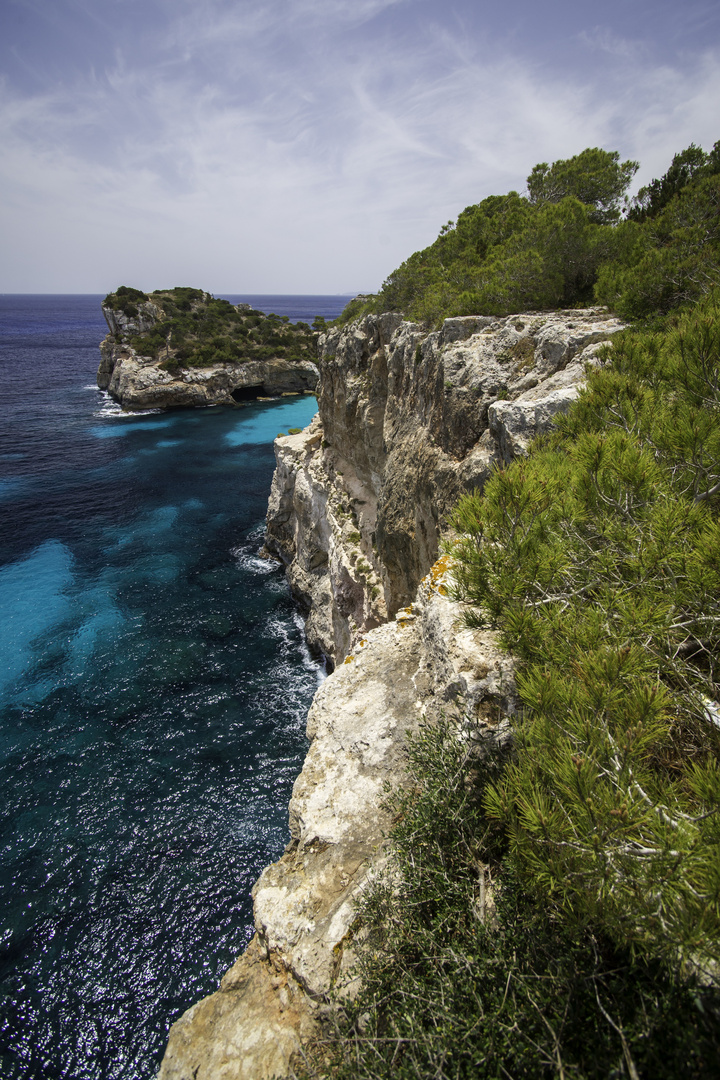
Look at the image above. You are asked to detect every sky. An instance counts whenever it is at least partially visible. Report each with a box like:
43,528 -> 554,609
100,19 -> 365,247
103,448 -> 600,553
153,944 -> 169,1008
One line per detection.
1,0 -> 719,294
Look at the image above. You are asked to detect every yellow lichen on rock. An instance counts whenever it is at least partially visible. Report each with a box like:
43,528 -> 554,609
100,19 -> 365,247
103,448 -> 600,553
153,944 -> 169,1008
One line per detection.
425,553 -> 454,597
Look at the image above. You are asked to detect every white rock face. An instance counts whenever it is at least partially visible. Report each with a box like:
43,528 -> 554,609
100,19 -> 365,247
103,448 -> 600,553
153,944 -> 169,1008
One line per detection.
267,308 -> 622,664
488,340 -> 609,462
265,417 -> 386,662
99,346 -> 318,410
159,563 -> 516,1080
101,301 -> 164,337
159,307 -> 623,1080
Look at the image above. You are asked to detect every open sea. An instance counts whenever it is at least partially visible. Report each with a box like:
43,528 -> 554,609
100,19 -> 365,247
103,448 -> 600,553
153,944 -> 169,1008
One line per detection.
0,294 -> 348,1079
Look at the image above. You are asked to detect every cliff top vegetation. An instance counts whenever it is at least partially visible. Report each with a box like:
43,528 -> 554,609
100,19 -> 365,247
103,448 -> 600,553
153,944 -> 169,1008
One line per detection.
304,147 -> 720,1078
337,142 -> 720,328
102,286 -> 319,370
311,300 -> 720,1080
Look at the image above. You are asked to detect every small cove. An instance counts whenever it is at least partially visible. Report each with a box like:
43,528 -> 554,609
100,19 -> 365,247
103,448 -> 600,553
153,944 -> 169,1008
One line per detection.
0,295 -> 345,1079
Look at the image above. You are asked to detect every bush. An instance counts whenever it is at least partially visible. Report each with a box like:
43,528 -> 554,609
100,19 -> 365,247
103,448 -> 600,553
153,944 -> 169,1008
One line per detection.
331,140 -> 719,328
628,141 -> 720,222
449,295 -> 720,970
112,288 -> 317,369
595,175 -> 720,317
527,147 -> 639,224
306,718 -> 720,1079
104,285 -> 149,318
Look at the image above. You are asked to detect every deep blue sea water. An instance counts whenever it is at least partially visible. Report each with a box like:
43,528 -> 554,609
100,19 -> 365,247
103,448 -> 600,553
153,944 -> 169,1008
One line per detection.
0,295 -> 348,1080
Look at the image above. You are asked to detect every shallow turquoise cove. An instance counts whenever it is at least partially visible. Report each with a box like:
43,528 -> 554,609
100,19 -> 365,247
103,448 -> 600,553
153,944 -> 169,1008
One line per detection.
0,294 -> 332,1080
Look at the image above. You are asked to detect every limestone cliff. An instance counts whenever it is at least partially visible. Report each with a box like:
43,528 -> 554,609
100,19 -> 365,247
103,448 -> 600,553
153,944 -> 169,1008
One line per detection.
98,298 -> 318,410
266,308 -> 623,665
158,308 -> 623,1080
159,565 -> 516,1080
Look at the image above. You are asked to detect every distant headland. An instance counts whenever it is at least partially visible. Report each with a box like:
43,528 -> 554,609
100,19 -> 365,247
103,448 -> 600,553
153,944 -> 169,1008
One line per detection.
97,286 -> 319,410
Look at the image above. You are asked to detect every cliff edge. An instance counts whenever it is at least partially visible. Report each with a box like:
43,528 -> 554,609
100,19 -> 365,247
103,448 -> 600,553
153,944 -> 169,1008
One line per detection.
158,308 -> 623,1079
266,308 -> 622,665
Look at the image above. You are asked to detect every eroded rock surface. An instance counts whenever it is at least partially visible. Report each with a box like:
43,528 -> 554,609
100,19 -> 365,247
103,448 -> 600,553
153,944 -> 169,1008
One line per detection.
159,564 -> 516,1080
267,308 -> 622,664
97,303 -> 318,410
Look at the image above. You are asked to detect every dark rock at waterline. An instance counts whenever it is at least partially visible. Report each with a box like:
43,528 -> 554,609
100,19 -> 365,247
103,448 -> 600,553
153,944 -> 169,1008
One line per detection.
97,295 -> 319,410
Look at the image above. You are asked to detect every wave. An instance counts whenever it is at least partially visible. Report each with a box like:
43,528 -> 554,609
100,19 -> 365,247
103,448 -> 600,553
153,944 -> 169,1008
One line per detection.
92,391 -> 164,418
264,612 -> 326,689
231,524 -> 281,577
231,545 -> 278,576
293,611 -> 328,684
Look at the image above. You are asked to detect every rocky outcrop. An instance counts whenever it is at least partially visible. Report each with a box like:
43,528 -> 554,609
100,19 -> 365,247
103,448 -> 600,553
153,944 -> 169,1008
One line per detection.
159,562 -> 516,1080
98,342 -> 318,410
97,303 -> 318,410
266,308 -> 623,665
265,416 -> 387,664
158,307 -> 623,1079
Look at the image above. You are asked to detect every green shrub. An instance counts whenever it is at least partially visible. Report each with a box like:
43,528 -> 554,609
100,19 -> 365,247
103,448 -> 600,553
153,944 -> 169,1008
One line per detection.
111,287 -> 317,369
449,295 -> 720,971
595,175 -> 720,318
628,141 -> 720,222
527,147 -> 639,224
104,285 -> 149,318
307,719 -> 720,1079
330,139 -> 718,327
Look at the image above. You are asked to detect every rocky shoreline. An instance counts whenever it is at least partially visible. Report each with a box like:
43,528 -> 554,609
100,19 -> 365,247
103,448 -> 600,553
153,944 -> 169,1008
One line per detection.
98,301 -> 318,410
157,308 -> 623,1080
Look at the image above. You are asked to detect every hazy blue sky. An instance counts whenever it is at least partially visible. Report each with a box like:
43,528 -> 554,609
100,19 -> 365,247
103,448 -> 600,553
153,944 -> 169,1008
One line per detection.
2,0 -> 719,293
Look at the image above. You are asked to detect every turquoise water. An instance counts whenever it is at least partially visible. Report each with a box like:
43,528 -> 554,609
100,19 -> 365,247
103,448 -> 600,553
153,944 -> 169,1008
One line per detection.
0,296 -> 338,1079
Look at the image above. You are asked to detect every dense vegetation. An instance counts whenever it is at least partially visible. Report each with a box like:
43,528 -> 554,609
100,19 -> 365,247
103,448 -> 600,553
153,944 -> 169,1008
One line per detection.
303,147 -> 720,1078
451,297 -> 720,965
103,286 -> 320,369
307,715 -> 720,1079
337,143 -> 720,327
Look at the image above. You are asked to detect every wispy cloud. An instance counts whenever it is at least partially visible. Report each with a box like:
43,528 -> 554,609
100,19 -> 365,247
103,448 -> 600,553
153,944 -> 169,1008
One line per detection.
1,0 -> 719,291
578,26 -> 648,62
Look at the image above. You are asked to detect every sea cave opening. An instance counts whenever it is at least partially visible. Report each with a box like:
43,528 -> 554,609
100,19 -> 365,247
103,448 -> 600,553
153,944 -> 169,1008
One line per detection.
231,384 -> 264,402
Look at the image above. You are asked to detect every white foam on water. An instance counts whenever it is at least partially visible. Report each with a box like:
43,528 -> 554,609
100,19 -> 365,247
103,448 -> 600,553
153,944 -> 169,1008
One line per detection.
92,391 -> 164,419
94,393 -> 125,417
292,610 -> 327,683
231,525 -> 279,577
247,522 -> 268,544
264,611 -> 326,697
231,546 -> 278,575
